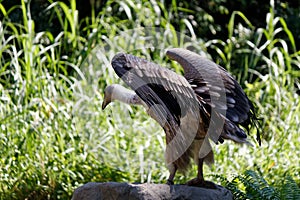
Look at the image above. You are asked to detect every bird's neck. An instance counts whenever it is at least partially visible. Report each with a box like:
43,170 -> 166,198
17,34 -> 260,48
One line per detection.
112,85 -> 143,106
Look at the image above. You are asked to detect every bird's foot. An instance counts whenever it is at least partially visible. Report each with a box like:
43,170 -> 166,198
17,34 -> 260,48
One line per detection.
185,178 -> 217,189
166,179 -> 174,185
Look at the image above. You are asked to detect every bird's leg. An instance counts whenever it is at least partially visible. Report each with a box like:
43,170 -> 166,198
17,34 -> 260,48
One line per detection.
166,164 -> 177,185
185,157 -> 216,189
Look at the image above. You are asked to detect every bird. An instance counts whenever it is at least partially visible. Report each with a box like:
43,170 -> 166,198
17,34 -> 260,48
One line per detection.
102,48 -> 260,188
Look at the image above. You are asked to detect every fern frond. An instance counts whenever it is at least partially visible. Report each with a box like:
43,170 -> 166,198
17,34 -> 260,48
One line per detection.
279,176 -> 300,200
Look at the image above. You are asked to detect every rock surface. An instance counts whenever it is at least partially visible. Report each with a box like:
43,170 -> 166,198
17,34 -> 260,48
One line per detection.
72,182 -> 233,200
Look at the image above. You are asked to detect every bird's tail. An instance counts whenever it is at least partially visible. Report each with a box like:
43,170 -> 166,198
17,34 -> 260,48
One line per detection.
221,119 -> 253,145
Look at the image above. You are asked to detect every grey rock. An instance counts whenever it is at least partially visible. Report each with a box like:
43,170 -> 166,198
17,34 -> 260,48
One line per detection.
72,182 -> 233,200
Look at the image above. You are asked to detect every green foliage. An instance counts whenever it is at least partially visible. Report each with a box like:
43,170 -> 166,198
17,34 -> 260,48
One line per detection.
0,0 -> 299,199
214,170 -> 300,200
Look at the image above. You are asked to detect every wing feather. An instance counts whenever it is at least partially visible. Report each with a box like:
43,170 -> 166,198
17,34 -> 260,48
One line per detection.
111,52 -> 202,166
166,48 -> 260,144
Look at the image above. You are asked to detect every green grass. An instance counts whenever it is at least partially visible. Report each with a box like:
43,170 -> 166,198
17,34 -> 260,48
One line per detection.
0,0 -> 299,199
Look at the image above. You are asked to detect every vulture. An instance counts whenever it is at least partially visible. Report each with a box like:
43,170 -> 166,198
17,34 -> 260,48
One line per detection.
102,48 -> 260,188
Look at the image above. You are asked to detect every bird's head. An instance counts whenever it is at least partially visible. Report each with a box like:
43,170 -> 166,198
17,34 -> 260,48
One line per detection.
102,84 -> 116,110
102,84 -> 137,110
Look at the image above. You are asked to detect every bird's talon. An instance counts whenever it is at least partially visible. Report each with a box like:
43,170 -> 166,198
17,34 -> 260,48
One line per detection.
186,178 -> 217,189
167,179 -> 174,185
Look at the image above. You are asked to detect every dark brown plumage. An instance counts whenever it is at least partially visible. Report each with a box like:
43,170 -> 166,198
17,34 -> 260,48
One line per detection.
103,48 -> 260,188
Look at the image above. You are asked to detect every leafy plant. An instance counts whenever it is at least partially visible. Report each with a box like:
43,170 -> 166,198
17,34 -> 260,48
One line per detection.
214,170 -> 300,200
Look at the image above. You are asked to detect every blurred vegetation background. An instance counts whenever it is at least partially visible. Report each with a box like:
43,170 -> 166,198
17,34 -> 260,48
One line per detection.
0,0 -> 299,199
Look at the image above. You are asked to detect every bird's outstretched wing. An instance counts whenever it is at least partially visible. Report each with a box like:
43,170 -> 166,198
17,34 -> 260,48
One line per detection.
111,53 -> 205,167
166,48 -> 260,144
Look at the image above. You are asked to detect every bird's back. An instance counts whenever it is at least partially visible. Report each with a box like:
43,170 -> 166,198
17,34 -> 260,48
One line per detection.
167,48 -> 260,145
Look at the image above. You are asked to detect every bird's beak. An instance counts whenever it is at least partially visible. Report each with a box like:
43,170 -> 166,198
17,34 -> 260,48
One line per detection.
102,86 -> 113,110
102,99 -> 108,110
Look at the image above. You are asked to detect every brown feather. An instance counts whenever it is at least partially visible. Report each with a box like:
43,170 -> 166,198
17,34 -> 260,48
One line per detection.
109,48 -> 261,177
